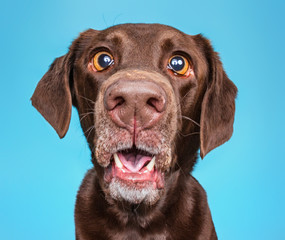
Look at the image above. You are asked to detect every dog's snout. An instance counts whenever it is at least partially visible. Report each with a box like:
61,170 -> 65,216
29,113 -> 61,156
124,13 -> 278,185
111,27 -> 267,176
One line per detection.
104,80 -> 167,129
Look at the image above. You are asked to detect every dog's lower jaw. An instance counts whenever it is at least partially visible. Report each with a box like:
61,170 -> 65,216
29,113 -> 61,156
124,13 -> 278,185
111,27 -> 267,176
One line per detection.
103,161 -> 165,205
108,178 -> 162,205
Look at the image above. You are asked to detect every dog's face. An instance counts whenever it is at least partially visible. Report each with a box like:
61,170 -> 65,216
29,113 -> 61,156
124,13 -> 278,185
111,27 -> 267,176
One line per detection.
31,24 -> 237,206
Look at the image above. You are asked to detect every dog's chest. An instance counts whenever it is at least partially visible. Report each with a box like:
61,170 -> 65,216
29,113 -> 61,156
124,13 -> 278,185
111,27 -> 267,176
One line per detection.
107,231 -> 168,240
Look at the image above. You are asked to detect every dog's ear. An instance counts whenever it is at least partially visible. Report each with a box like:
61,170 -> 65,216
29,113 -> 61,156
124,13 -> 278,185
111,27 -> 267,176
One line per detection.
196,35 -> 237,158
31,29 -> 97,138
31,54 -> 73,138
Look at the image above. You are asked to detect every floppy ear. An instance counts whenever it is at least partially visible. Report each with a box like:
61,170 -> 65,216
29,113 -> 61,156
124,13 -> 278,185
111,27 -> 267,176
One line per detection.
31,54 -> 72,138
31,29 -> 97,138
198,37 -> 238,158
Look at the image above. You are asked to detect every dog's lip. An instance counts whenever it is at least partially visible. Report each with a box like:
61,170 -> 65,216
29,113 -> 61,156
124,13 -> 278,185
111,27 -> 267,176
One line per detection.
104,150 -> 164,189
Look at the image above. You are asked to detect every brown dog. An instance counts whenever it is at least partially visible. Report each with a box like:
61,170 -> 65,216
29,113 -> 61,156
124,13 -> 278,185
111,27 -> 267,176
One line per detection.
31,24 -> 237,240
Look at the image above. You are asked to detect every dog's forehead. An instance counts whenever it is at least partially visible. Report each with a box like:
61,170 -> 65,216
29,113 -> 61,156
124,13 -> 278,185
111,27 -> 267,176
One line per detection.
95,24 -> 191,51
88,24 -> 194,68
103,24 -> 184,38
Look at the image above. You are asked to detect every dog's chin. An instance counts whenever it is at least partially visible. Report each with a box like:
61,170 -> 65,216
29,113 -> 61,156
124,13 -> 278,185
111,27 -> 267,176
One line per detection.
108,178 -> 162,205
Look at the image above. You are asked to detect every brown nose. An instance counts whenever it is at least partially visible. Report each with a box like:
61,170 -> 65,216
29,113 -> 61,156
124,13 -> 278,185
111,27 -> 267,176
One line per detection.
104,80 -> 167,129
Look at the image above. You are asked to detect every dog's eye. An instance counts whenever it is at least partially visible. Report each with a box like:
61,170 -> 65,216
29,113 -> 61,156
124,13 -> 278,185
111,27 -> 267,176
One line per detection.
93,51 -> 114,71
168,55 -> 190,76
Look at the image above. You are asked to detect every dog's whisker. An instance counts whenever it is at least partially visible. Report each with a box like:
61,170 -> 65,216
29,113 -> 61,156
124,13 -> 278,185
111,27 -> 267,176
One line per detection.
181,116 -> 200,127
176,89 -> 192,109
83,125 -> 95,135
79,111 -> 95,122
174,88 -> 199,121
77,94 -> 96,111
86,128 -> 95,142
179,131 -> 200,137
77,94 -> 96,105
84,125 -> 95,140
175,161 -> 187,178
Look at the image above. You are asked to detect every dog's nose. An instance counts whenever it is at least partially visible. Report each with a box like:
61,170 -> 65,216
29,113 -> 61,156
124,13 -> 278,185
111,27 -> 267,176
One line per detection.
104,80 -> 167,129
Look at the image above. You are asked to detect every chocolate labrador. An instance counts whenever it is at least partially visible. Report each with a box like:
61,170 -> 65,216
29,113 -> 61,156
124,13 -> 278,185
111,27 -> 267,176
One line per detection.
31,24 -> 237,240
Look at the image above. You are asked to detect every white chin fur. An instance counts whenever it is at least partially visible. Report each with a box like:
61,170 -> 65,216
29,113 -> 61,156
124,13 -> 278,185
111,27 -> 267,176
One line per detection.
109,178 -> 160,205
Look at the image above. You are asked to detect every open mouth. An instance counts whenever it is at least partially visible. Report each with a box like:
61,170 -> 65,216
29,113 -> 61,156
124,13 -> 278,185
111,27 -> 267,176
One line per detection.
104,147 -> 164,189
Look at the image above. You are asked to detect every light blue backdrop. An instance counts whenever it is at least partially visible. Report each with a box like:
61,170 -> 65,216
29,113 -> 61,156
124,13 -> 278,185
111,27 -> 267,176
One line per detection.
0,0 -> 284,239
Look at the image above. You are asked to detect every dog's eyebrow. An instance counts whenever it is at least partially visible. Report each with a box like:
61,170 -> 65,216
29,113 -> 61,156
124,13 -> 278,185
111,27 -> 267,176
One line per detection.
105,30 -> 133,43
101,30 -> 135,51
157,30 -> 185,43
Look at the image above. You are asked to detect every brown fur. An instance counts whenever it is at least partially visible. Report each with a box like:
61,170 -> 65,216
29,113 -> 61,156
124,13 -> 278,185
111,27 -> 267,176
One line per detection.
31,23 -> 237,240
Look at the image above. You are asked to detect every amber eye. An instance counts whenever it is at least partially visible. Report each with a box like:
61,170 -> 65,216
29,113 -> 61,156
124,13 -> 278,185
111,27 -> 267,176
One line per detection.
168,55 -> 190,76
93,51 -> 114,71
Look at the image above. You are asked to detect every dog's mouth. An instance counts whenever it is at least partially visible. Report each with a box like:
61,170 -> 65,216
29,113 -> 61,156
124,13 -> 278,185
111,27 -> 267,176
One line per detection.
104,147 -> 164,189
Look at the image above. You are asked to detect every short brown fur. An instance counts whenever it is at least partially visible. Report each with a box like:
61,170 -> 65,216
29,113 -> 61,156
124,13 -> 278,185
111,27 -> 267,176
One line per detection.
31,24 -> 237,240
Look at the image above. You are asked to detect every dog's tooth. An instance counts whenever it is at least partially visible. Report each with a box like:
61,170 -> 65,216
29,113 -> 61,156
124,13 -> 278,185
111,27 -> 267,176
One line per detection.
146,156 -> 155,171
114,153 -> 123,169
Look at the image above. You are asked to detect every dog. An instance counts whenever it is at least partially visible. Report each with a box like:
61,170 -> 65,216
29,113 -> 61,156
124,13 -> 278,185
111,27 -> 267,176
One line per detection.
31,23 -> 237,240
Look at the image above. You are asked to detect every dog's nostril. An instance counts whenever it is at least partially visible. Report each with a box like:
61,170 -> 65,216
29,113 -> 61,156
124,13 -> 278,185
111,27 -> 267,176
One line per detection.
105,96 -> 125,111
147,97 -> 165,113
114,97 -> 125,107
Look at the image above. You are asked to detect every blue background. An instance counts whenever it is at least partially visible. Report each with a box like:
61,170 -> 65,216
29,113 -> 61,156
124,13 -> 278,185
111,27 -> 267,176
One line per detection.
1,0 -> 284,239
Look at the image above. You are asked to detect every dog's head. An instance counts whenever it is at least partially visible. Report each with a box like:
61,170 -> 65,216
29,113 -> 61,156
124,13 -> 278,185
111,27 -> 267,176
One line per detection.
31,24 -> 237,205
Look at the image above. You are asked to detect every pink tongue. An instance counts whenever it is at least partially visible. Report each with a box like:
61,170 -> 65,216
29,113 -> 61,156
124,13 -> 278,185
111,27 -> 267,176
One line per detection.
117,152 -> 152,172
